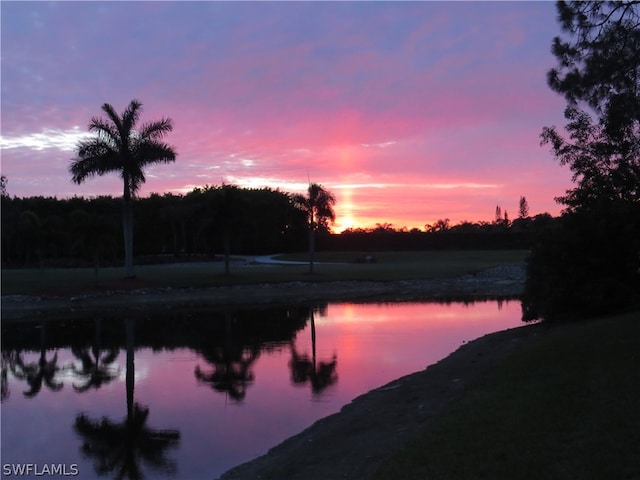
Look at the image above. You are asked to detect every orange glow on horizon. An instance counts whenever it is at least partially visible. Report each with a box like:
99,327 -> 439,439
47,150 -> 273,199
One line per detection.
334,188 -> 356,232
326,177 -> 565,232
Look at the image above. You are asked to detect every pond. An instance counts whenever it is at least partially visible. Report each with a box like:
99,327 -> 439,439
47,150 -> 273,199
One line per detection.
1,299 -> 522,480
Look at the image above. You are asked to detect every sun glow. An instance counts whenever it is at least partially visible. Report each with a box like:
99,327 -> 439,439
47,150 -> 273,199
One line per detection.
334,187 -> 357,232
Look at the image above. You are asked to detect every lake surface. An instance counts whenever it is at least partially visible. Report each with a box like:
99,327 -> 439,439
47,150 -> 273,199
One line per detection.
1,299 -> 522,479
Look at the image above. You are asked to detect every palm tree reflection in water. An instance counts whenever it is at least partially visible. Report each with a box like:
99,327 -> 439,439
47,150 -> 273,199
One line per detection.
194,312 -> 260,402
74,318 -> 180,480
1,351 -> 12,401
72,319 -> 120,393
9,321 -> 64,398
289,307 -> 338,395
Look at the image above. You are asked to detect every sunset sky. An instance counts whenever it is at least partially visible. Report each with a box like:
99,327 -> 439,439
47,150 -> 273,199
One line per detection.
1,1 -> 574,231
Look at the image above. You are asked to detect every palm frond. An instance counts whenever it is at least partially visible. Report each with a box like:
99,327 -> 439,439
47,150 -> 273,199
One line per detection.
88,117 -> 120,148
100,103 -> 123,133
70,140 -> 121,184
133,141 -> 177,166
125,168 -> 146,196
139,117 -> 173,141
121,99 -> 142,137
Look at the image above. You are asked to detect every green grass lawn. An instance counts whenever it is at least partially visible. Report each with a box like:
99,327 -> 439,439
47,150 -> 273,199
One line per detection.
1,250 -> 528,295
374,311 -> 640,480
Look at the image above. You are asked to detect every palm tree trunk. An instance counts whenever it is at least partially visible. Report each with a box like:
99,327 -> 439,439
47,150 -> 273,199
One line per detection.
308,227 -> 315,274
310,309 -> 316,371
125,318 -> 135,420
122,180 -> 135,278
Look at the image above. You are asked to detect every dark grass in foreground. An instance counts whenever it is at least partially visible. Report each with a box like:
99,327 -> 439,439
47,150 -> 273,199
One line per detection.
1,250 -> 527,296
374,311 -> 640,480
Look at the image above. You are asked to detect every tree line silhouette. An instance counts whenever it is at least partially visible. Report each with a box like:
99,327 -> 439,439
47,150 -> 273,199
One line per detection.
1,186 -> 309,268
1,186 -> 556,268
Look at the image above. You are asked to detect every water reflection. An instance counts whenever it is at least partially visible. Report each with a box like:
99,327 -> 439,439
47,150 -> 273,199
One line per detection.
10,321 -> 64,398
74,319 -> 180,480
194,313 -> 261,402
1,351 -> 11,401
71,319 -> 120,393
289,306 -> 338,395
1,300 -> 521,479
75,404 -> 180,480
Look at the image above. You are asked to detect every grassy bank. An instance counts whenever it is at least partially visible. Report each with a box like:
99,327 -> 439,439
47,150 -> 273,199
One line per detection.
1,250 -> 527,296
374,311 -> 640,480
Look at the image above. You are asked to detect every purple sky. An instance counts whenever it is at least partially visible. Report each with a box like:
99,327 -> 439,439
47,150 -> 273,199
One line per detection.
1,1 -> 573,231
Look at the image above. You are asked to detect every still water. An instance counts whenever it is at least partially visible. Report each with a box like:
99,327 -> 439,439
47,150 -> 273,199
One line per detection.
1,300 -> 521,479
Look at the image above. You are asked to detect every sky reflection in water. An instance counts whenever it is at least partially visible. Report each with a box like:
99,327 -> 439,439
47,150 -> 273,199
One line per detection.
1,300 -> 521,479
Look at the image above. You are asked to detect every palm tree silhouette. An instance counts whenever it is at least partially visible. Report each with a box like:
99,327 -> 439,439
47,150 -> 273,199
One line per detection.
71,319 -> 120,393
9,321 -> 64,398
75,403 -> 180,480
194,313 -> 260,402
293,183 -> 336,273
194,346 -> 259,402
289,308 -> 338,395
72,346 -> 119,393
1,350 -> 17,402
70,99 -> 177,278
74,318 -> 180,479
11,351 -> 65,398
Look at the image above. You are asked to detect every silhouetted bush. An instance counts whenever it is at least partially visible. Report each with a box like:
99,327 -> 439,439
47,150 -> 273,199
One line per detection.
522,201 -> 640,322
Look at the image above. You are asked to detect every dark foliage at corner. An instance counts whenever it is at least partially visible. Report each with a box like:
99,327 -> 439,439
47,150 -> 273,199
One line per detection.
525,1 -> 640,322
522,201 -> 640,322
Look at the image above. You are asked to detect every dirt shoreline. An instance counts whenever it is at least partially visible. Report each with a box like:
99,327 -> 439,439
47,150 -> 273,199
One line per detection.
1,264 -> 525,321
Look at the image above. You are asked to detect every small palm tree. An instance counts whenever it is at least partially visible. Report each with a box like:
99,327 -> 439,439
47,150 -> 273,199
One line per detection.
71,320 -> 120,393
194,313 -> 260,402
10,321 -> 65,398
70,99 -> 176,278
294,183 -> 336,273
11,350 -> 65,398
71,346 -> 120,393
1,351 -> 15,401
289,307 -> 338,395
